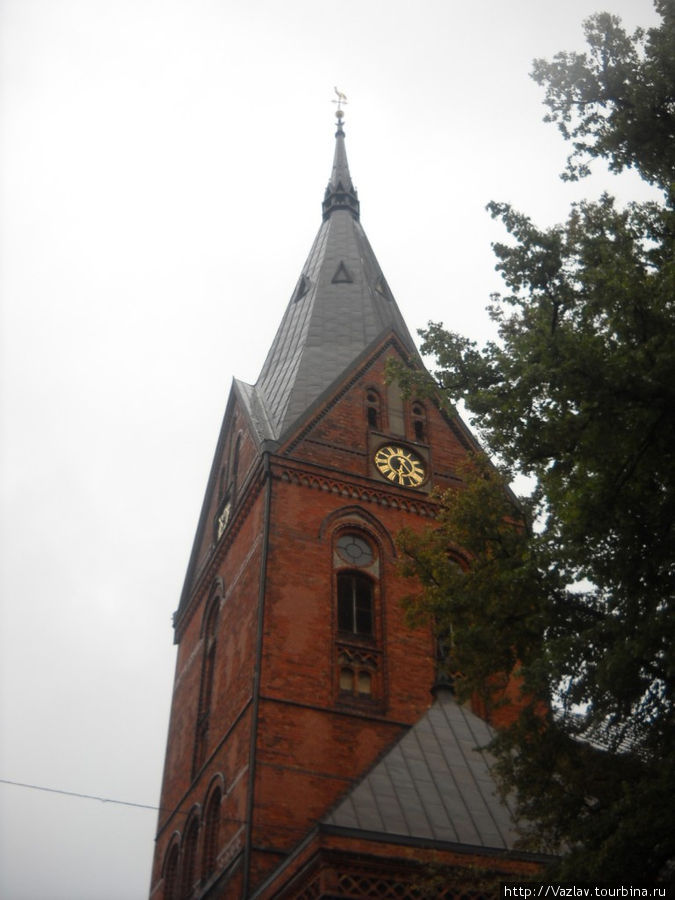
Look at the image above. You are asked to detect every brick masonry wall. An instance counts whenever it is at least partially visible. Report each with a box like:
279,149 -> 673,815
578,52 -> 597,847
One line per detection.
151,337 -> 530,898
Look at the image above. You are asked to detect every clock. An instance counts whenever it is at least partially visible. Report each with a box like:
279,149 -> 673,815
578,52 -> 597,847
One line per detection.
374,444 -> 426,487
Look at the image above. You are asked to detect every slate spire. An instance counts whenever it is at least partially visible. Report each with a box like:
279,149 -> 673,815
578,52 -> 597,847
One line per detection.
322,110 -> 360,220
246,109 -> 418,444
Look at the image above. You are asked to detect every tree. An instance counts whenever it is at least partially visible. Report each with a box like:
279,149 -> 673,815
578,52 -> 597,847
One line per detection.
395,1 -> 675,884
531,0 -> 675,190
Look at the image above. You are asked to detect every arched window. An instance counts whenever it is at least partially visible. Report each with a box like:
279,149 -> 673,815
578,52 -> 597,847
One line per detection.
337,572 -> 373,635
365,389 -> 381,429
181,818 -> 199,899
193,599 -> 219,777
232,436 -> 241,490
163,842 -> 179,900
202,787 -> 221,880
411,401 -> 427,442
333,528 -> 382,705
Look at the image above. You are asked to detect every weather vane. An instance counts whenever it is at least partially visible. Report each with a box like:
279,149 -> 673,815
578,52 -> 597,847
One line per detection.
333,86 -> 347,121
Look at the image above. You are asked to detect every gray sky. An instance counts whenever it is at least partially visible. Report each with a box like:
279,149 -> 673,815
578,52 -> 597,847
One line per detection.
0,1 -> 661,898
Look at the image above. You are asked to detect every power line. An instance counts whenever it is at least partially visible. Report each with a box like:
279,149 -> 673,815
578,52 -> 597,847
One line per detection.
1,776 -> 324,836
0,777 -> 169,813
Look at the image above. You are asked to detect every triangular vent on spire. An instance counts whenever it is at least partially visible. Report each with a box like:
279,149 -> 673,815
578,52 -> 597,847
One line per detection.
331,261 -> 353,284
292,274 -> 311,303
253,115 -> 419,442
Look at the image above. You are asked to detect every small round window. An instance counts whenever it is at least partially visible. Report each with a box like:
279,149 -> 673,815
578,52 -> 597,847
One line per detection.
336,534 -> 373,567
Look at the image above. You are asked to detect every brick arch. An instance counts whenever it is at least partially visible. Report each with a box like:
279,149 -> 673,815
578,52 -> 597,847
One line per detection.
447,545 -> 472,571
199,579 -> 223,638
194,587 -> 221,777
318,505 -> 396,558
203,771 -> 226,799
201,777 -> 224,882
180,808 -> 201,900
161,833 -> 181,900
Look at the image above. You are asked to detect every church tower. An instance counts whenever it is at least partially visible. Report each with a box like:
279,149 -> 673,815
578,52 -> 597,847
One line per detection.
151,108 -> 544,900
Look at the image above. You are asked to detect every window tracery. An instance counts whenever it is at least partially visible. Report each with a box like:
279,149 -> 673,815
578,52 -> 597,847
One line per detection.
333,528 -> 383,704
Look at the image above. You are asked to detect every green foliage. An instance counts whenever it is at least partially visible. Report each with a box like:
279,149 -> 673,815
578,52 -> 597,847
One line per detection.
397,456 -> 552,707
532,0 -> 675,189
397,1 -> 675,884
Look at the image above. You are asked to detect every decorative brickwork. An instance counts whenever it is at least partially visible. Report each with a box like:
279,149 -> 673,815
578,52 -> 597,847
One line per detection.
275,466 -> 437,518
336,872 -> 486,899
293,879 -> 322,900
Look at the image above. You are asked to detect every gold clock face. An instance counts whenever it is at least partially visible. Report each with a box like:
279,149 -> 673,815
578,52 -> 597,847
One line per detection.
374,444 -> 426,487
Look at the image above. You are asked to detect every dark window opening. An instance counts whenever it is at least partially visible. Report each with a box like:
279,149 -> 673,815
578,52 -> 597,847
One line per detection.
193,602 -> 219,778
163,844 -> 179,900
338,572 -> 373,636
181,820 -> 199,899
202,789 -> 221,880
366,390 -> 381,429
411,402 -> 427,442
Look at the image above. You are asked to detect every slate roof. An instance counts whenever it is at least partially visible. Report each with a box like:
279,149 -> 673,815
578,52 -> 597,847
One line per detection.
324,688 -> 521,851
246,119 -> 418,444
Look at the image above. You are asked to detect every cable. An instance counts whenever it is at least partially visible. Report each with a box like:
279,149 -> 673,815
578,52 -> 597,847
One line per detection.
0,777 -> 175,814
1,775 -> 331,836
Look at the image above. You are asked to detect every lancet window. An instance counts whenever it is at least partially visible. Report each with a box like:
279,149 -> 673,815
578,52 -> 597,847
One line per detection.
180,817 -> 199,899
411,401 -> 427,442
202,786 -> 222,880
333,529 -> 382,704
365,389 -> 382,429
162,841 -> 179,900
193,592 -> 220,777
337,572 -> 373,635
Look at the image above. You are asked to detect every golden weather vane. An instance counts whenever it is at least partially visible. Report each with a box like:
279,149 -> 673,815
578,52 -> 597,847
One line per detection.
333,86 -> 348,119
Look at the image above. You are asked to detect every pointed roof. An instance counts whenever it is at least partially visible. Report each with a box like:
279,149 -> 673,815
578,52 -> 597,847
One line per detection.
250,114 -> 418,444
324,688 -> 521,851
321,113 -> 360,220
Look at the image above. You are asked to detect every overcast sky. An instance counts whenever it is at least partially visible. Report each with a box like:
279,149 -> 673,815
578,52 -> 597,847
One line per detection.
0,1 -> 662,898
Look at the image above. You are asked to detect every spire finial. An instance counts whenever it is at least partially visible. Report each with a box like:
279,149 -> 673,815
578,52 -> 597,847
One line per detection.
323,88 -> 359,220
333,86 -> 347,132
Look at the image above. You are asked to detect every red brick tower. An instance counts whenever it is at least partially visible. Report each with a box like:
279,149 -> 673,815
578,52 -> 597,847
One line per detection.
150,109 -> 545,900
